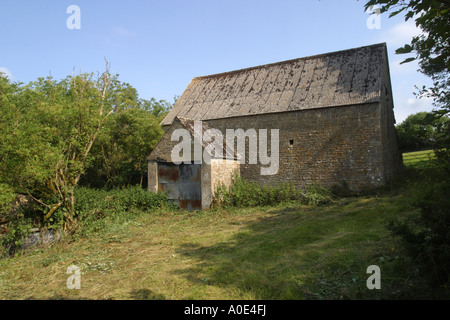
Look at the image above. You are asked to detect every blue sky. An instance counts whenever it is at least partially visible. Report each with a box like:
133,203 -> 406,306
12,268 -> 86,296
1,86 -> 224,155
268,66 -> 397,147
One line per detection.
0,0 -> 434,123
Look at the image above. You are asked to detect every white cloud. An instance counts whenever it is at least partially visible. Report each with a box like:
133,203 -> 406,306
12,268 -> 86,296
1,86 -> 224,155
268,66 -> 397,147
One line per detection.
390,57 -> 420,75
406,95 -> 434,110
370,16 -> 435,124
377,20 -> 425,77
381,19 -> 423,48
101,26 -> 137,47
112,26 -> 136,38
407,98 -> 416,105
0,66 -> 12,79
395,94 -> 435,124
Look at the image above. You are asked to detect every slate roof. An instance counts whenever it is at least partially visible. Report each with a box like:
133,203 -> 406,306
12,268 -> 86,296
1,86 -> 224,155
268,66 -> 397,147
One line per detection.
161,43 -> 388,126
176,117 -> 238,160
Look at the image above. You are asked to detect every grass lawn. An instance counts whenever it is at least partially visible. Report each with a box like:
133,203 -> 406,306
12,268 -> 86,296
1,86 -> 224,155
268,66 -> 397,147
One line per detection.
402,149 -> 435,168
0,183 -> 429,300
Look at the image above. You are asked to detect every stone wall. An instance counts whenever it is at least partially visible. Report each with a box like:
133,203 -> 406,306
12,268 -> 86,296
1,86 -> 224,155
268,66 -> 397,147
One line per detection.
200,159 -> 239,209
148,119 -> 241,209
206,101 -> 400,191
147,161 -> 158,192
151,101 -> 401,203
211,159 -> 240,194
379,56 -> 403,181
149,157 -> 239,210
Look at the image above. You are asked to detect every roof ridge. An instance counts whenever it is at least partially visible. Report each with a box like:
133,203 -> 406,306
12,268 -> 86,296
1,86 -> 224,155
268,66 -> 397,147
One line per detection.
193,43 -> 386,80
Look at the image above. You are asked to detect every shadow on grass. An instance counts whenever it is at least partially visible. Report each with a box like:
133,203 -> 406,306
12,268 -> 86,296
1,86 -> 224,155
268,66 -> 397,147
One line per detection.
173,199 -> 421,300
129,289 -> 166,300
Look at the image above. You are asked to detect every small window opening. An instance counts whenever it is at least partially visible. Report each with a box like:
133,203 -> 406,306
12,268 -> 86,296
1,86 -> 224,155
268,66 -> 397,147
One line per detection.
289,140 -> 294,146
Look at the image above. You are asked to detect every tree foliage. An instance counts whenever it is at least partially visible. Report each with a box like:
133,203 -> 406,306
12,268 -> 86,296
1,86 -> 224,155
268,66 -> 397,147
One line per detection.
396,111 -> 449,151
81,101 -> 166,188
0,69 -> 170,231
1,69 -> 116,229
364,0 -> 450,292
365,0 -> 450,116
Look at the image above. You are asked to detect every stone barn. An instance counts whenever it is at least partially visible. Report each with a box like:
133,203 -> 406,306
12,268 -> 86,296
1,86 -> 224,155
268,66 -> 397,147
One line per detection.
148,43 -> 402,210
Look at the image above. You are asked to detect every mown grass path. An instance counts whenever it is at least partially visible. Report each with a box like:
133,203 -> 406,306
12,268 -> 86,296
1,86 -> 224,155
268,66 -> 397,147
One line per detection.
0,187 -> 421,300
402,150 -> 435,168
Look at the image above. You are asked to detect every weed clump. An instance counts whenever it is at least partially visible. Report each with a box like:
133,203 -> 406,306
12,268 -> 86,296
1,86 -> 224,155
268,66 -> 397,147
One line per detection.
1,186 -> 169,255
212,175 -> 334,208
388,150 -> 450,293
73,186 -> 169,237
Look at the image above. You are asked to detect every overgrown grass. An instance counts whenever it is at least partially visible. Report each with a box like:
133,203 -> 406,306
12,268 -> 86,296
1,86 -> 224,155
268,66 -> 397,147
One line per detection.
393,149 -> 450,293
0,173 -> 442,299
213,176 -> 334,208
2,153 -> 448,300
72,186 -> 170,238
0,186 -> 170,256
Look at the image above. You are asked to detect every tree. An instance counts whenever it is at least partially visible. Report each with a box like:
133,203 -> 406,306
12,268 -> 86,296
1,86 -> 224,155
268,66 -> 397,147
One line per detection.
79,93 -> 172,189
364,1 -> 450,292
0,76 -> 20,219
141,97 -> 175,120
81,106 -> 165,188
364,0 -> 450,117
1,66 -> 172,237
396,111 -> 449,151
0,65 -> 115,231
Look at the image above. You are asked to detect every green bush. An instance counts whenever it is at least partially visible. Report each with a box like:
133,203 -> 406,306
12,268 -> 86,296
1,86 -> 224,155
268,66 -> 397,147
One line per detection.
388,150 -> 450,290
0,183 -> 16,216
1,186 -> 170,255
0,210 -> 34,258
302,184 -> 334,206
74,186 -> 168,216
213,176 -> 333,208
73,186 -> 169,236
0,190 -> 43,257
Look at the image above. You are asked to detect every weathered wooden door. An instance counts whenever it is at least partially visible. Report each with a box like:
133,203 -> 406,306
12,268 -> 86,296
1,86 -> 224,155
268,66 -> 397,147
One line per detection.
158,162 -> 202,211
